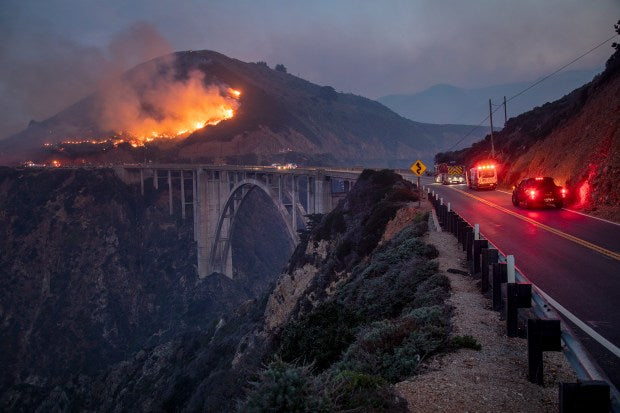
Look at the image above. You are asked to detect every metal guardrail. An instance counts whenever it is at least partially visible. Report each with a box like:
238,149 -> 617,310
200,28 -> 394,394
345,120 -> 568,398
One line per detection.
424,185 -> 619,412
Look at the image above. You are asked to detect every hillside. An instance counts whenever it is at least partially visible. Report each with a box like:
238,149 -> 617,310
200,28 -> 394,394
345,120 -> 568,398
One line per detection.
0,51 -> 486,168
1,170 -> 450,411
436,48 -> 620,221
0,167 -> 293,407
379,69 -> 600,126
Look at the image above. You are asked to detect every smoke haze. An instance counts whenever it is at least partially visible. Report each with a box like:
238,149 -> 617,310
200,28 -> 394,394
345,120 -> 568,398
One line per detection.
0,21 -> 171,139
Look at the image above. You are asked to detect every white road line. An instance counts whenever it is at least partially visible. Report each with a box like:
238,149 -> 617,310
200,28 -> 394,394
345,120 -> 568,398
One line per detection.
562,208 -> 620,226
533,282 -> 620,358
443,190 -> 620,357
493,240 -> 620,358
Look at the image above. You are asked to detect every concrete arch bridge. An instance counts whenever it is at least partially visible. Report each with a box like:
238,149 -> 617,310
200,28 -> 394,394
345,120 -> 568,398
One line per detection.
117,165 -> 361,278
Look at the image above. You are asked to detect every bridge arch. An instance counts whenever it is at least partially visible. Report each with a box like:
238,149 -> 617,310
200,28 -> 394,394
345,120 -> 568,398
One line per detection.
209,178 -> 306,277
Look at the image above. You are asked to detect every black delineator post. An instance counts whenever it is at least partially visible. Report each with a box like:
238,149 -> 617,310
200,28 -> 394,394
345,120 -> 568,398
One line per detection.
457,220 -> 465,245
506,283 -> 532,337
559,381 -> 610,413
440,205 -> 447,228
473,239 -> 488,275
448,211 -> 455,234
527,319 -> 561,385
492,262 -> 507,311
466,228 -> 474,260
481,248 -> 498,293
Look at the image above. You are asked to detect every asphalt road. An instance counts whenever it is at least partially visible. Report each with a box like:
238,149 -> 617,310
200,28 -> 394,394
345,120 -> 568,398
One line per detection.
412,175 -> 620,389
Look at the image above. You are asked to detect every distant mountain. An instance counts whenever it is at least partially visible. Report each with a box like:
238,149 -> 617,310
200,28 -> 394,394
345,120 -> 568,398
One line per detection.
379,69 -> 602,126
0,50 -> 488,168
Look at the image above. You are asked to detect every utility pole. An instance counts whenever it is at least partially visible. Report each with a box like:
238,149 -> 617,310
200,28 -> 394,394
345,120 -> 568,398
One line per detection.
503,96 -> 507,124
489,99 -> 495,157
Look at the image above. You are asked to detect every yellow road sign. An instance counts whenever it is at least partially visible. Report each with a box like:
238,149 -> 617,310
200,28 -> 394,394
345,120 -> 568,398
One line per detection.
410,160 -> 427,176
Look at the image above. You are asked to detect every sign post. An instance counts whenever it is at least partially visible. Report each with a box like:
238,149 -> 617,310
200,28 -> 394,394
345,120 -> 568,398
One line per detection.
410,160 -> 427,208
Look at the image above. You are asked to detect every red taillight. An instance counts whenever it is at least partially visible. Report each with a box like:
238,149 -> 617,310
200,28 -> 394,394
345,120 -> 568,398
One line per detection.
477,166 -> 482,170
490,165 -> 495,169
561,188 -> 567,198
529,189 -> 537,199
535,177 -> 543,181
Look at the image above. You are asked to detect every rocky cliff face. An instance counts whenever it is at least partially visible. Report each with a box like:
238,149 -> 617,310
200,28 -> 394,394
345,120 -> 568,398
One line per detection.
2,169 -> 452,412
4,169 -> 446,412
0,167 -> 292,409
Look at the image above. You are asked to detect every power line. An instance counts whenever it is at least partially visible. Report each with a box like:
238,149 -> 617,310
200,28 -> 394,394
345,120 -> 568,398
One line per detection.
443,33 -> 619,153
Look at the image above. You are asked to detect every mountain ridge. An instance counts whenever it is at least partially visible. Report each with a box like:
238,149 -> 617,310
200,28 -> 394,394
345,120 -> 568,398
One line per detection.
0,50 -> 489,167
379,68 -> 601,126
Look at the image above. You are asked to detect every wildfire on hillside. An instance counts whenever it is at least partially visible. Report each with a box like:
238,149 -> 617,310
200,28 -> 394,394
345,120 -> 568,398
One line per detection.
43,70 -> 242,150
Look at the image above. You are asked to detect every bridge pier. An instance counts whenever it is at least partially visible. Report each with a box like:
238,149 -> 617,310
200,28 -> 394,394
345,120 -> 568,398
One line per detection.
120,165 -> 360,279
168,170 -> 173,215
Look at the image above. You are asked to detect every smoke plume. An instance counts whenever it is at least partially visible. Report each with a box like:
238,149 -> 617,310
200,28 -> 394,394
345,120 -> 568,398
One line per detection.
0,21 -> 172,139
97,64 -> 239,142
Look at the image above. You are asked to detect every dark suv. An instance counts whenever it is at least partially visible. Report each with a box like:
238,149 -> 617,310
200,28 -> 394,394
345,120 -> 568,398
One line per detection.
512,177 -> 567,209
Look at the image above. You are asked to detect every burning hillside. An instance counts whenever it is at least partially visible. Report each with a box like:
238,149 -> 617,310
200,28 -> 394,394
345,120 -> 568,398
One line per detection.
96,70 -> 240,146
21,54 -> 240,161
0,49 -> 487,167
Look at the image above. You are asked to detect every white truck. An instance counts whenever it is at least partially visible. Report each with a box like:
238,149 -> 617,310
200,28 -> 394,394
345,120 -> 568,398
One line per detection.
466,163 -> 498,190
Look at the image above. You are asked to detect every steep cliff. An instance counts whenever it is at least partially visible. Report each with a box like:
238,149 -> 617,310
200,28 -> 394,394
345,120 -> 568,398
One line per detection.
0,167 -> 292,408
3,170 -> 458,412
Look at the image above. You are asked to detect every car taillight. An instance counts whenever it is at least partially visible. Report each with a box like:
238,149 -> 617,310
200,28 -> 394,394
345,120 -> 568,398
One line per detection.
561,188 -> 567,198
529,189 -> 537,199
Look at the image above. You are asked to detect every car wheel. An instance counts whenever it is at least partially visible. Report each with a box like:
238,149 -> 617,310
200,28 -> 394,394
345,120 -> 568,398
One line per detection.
555,201 -> 563,209
512,194 -> 518,206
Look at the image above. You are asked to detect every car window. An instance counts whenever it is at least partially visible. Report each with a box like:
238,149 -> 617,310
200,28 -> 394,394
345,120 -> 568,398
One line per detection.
524,177 -> 557,188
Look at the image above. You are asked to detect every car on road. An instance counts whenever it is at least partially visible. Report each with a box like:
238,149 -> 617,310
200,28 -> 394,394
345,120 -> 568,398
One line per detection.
512,177 -> 567,209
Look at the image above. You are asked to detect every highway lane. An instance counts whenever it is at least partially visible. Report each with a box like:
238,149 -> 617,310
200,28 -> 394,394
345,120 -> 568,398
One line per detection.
413,176 -> 620,386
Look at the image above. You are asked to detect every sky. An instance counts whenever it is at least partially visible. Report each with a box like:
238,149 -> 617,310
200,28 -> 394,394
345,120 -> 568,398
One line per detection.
1,0 -> 619,139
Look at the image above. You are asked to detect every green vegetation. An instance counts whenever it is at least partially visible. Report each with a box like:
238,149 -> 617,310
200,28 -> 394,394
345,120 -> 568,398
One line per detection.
243,214 -> 451,411
450,335 -> 482,351
240,360 -> 330,413
279,301 -> 360,371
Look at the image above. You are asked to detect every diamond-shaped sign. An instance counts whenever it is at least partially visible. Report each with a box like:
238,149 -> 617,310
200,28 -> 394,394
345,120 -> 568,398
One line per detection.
410,160 -> 427,176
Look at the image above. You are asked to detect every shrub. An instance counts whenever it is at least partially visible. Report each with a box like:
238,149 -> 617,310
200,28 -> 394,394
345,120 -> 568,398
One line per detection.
279,301 -> 360,370
411,273 -> 450,308
338,306 -> 450,383
326,369 -> 407,412
450,335 -> 482,351
239,359 -> 330,412
315,209 -> 346,241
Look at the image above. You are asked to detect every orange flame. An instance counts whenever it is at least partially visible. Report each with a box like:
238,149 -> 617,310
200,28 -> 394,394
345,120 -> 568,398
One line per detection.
96,70 -> 242,146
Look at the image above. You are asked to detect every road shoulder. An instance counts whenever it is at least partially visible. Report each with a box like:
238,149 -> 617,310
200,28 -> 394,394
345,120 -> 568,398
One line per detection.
395,216 -> 576,412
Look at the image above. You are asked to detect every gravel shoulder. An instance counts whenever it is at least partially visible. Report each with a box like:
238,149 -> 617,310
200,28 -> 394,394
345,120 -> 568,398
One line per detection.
395,206 -> 577,412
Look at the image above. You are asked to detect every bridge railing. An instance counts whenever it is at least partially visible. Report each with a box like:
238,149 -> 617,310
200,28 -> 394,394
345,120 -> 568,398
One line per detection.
425,186 -> 619,412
